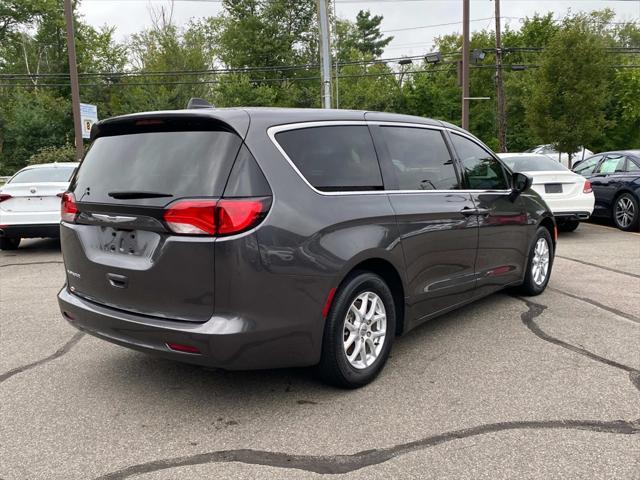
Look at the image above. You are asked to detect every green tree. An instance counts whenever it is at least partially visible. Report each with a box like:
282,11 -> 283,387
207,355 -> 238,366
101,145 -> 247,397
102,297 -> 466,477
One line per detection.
337,10 -> 392,62
526,15 -> 613,167
0,0 -> 55,43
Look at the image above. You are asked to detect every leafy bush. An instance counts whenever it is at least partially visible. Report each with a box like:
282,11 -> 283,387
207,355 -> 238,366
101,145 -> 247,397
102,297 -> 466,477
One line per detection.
27,144 -> 78,165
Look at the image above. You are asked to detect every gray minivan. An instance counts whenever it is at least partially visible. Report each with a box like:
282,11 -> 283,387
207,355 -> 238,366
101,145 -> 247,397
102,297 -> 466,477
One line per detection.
58,107 -> 555,388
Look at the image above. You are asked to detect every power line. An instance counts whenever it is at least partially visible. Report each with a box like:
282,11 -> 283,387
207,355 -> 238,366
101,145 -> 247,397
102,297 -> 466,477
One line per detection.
2,46 -> 637,80
2,64 -> 638,88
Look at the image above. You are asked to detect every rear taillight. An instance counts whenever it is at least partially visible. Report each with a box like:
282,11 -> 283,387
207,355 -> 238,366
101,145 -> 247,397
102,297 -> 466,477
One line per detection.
164,200 -> 217,235
217,199 -> 267,235
61,192 -> 78,223
163,198 -> 269,236
583,181 -> 592,194
0,193 -> 12,203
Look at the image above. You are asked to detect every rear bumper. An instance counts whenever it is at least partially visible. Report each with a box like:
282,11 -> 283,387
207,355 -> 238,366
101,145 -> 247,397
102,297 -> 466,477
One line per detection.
553,211 -> 592,221
58,286 -> 319,370
544,193 -> 594,220
0,223 -> 60,238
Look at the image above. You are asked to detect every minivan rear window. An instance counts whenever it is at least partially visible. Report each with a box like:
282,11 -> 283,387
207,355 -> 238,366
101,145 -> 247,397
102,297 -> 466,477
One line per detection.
73,131 -> 242,205
275,126 -> 383,192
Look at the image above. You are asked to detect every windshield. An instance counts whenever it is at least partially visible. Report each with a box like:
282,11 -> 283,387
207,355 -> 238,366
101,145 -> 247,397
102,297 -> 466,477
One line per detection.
10,166 -> 76,183
501,155 -> 567,172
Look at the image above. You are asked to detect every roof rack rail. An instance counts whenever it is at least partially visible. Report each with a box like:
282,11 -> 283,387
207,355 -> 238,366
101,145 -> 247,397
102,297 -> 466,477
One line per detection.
186,98 -> 215,109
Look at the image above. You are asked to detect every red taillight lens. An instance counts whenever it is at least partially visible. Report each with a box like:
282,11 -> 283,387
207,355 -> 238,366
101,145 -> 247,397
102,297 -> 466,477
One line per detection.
0,193 -> 12,203
583,181 -> 592,194
163,200 -> 217,235
61,192 -> 78,223
163,198 -> 269,236
217,199 -> 267,235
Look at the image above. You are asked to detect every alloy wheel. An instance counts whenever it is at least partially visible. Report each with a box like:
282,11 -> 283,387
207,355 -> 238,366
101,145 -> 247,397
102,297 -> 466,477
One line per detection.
343,291 -> 387,369
531,238 -> 550,286
615,196 -> 636,229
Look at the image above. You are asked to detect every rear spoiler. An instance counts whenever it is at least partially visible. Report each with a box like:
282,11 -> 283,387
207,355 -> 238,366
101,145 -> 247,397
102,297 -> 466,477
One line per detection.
90,110 -> 250,142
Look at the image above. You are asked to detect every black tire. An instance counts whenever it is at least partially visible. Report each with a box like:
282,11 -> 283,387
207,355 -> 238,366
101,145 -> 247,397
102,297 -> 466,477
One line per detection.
0,237 -> 20,250
557,219 -> 580,232
612,193 -> 640,232
518,227 -> 554,296
317,272 -> 396,388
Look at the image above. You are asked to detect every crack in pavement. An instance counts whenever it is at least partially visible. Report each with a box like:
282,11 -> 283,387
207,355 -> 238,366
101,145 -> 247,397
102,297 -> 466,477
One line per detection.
89,295 -> 640,479
555,255 -> 640,279
548,287 -> 640,325
0,332 -> 85,384
0,260 -> 64,268
93,419 -> 639,479
516,296 -> 640,381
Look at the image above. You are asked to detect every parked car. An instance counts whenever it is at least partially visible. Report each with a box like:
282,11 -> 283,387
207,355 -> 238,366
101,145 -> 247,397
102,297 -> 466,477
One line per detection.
57,107 -> 556,388
498,153 -> 594,232
524,145 -> 593,168
0,162 -> 79,250
572,150 -> 640,231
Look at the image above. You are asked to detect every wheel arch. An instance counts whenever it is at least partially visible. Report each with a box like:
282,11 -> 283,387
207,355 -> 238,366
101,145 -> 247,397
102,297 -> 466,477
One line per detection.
539,215 -> 556,249
335,256 -> 407,337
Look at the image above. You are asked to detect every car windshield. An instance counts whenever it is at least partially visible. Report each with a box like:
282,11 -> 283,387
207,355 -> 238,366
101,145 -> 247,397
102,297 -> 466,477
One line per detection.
501,156 -> 567,172
9,166 -> 76,183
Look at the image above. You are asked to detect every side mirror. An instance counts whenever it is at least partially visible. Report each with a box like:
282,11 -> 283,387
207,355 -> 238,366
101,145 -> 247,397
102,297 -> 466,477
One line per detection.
511,172 -> 533,196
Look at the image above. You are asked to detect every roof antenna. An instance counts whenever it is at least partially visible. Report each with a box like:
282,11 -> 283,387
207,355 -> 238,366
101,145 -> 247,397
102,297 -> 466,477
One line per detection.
186,98 -> 215,109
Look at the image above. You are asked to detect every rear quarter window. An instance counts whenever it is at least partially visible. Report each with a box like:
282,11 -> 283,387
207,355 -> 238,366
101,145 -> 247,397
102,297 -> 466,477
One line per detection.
275,125 -> 383,192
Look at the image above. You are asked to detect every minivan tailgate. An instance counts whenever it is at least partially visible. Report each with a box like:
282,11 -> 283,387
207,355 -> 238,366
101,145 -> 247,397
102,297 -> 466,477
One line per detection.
60,118 -> 246,323
61,221 -> 215,323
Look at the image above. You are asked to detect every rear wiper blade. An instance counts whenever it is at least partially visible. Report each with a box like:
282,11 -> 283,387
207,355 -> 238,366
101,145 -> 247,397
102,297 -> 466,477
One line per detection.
108,191 -> 173,199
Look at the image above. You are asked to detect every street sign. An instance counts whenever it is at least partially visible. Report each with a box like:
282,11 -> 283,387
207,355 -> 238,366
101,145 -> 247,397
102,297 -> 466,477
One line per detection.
80,103 -> 98,139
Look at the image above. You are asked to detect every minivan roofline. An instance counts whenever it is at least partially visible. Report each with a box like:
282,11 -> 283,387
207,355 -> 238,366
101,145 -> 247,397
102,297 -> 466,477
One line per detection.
90,108 -> 461,142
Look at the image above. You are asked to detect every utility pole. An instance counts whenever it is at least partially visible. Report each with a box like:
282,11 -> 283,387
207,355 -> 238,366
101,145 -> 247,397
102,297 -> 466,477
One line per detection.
63,0 -> 83,160
494,0 -> 507,152
318,0 -> 333,109
461,0 -> 470,130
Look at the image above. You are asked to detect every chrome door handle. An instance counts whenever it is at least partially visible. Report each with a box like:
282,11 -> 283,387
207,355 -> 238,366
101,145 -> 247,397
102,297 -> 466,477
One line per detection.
460,207 -> 490,217
460,207 -> 478,216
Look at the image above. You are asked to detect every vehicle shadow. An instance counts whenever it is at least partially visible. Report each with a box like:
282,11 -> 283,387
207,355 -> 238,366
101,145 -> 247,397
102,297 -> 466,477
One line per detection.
0,238 -> 61,259
82,293 -> 503,409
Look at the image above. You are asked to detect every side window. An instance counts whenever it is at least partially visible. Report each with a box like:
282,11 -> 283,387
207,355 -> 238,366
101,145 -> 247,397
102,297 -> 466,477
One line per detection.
596,154 -> 626,174
381,127 -> 459,190
450,134 -> 509,190
541,145 -> 556,155
626,158 -> 640,172
275,126 -> 383,192
574,155 -> 602,175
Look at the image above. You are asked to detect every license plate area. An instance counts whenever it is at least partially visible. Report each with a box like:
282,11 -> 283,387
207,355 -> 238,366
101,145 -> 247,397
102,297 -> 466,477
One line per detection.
97,227 -> 155,257
545,183 -> 563,193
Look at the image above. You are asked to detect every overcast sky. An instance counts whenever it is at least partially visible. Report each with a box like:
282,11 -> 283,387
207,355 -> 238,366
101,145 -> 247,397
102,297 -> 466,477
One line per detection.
78,0 -> 640,58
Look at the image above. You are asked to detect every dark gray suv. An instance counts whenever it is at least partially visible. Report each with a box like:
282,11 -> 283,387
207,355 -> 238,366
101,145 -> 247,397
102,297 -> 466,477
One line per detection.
58,107 -> 555,388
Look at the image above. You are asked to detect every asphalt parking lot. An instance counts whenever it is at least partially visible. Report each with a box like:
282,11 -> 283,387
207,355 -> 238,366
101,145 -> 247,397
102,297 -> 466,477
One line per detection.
1,222 -> 638,479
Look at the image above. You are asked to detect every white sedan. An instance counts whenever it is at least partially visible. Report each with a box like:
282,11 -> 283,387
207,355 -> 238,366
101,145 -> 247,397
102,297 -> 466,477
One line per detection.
524,145 -> 593,168
498,153 -> 594,232
0,162 -> 78,250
